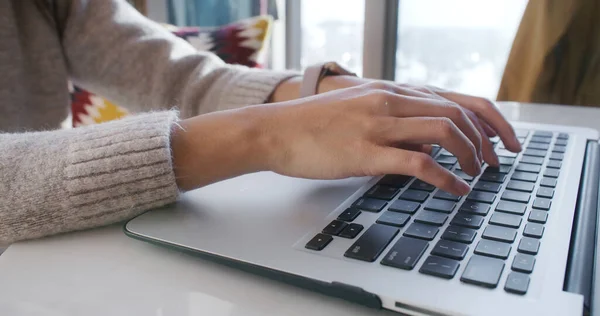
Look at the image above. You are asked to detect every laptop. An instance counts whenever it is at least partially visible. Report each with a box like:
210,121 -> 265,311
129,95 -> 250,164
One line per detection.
124,120 -> 600,316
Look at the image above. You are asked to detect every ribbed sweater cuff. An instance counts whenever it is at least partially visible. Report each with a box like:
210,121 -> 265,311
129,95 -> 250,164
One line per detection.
64,111 -> 180,224
214,68 -> 300,111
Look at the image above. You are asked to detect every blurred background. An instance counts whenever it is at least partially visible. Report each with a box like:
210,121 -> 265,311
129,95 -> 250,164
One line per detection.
136,0 -> 600,107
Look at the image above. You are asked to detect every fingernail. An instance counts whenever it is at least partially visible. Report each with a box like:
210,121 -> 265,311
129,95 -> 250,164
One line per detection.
473,159 -> 482,174
491,153 -> 500,166
456,178 -> 471,195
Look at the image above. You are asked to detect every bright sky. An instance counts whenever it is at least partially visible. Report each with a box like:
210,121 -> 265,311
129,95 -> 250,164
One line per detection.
303,0 -> 527,35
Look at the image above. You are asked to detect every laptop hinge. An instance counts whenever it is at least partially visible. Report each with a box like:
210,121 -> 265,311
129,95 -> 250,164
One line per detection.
564,140 -> 599,313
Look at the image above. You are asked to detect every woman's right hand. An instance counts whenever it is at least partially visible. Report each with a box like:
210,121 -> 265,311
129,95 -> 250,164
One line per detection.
172,82 -> 520,196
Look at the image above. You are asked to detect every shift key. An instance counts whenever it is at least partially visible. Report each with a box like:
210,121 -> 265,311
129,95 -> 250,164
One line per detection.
344,224 -> 399,262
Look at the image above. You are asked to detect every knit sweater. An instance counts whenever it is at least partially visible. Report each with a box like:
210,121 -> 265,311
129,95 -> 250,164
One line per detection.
0,0 -> 297,244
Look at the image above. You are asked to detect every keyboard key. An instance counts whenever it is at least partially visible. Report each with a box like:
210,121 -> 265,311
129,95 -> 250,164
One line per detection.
415,210 -> 448,226
506,180 -> 535,192
540,177 -> 557,188
553,145 -> 566,153
537,187 -> 554,198
338,208 -> 361,222
410,180 -> 436,192
305,233 -> 334,251
339,223 -> 364,239
518,137 -> 527,144
376,211 -> 411,228
512,253 -> 536,273
353,197 -> 387,212
424,198 -> 456,213
389,199 -> 420,214
527,142 -> 549,150
524,149 -> 547,157
430,146 -> 442,158
518,237 -> 540,255
344,224 -> 399,262
459,201 -> 491,216
555,138 -> 568,146
516,163 -> 542,174
557,132 -> 569,139
490,136 -> 500,144
365,185 -> 400,200
431,239 -> 469,260
501,190 -> 531,204
485,165 -> 512,174
528,210 -> 548,223
323,220 -> 348,235
482,225 -> 517,243
533,131 -> 553,138
440,163 -> 454,170
434,190 -> 461,202
530,136 -> 551,144
496,149 -> 518,158
378,174 -> 411,188
467,191 -> 496,204
403,223 -> 439,241
489,212 -> 522,228
546,160 -> 562,169
533,198 -> 552,210
461,255 -> 505,288
436,156 -> 458,165
515,129 -> 529,138
474,181 -> 502,193
523,223 -> 544,238
479,172 -> 506,183
520,156 -> 545,165
498,157 -> 516,165
400,189 -> 429,203
544,168 -> 560,178
438,148 -> 453,157
442,226 -> 477,244
475,239 -> 512,259
420,255 -> 460,279
505,272 -> 530,295
451,213 -> 485,229
511,171 -> 538,182
453,170 -> 474,182
550,152 -> 564,161
380,237 -> 429,270
495,201 -> 527,215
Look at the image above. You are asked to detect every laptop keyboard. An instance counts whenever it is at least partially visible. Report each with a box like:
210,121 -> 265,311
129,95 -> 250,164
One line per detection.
305,129 -> 569,295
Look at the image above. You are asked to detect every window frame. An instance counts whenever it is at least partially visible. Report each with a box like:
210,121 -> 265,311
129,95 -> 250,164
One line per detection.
285,0 -> 398,79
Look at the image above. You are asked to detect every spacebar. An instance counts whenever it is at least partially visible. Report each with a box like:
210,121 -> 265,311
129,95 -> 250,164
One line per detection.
344,224 -> 399,262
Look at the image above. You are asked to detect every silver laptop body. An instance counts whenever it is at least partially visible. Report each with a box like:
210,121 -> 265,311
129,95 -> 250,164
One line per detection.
125,121 -> 600,316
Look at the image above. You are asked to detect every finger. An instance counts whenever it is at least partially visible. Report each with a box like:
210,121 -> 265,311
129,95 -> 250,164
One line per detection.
396,144 -> 433,154
373,148 -> 471,195
382,93 -> 483,163
434,91 -> 521,152
463,109 -> 499,166
481,120 -> 497,137
377,117 -> 482,176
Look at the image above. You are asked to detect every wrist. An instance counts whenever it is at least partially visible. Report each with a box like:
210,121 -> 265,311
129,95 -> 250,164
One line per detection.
171,107 -> 271,191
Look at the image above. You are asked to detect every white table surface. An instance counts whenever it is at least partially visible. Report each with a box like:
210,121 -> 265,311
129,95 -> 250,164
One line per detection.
1,102 -> 599,316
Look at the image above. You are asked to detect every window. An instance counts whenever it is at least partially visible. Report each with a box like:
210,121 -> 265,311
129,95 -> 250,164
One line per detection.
300,0 -> 365,76
395,0 -> 527,99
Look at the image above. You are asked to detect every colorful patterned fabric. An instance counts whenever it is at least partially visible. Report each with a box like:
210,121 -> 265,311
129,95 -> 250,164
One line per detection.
71,15 -> 272,127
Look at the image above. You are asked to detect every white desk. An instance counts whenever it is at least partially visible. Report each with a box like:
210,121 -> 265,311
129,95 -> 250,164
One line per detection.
0,103 -> 598,316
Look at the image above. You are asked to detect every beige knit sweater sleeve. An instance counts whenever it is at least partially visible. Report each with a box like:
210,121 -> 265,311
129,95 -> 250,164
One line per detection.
0,0 -> 298,244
